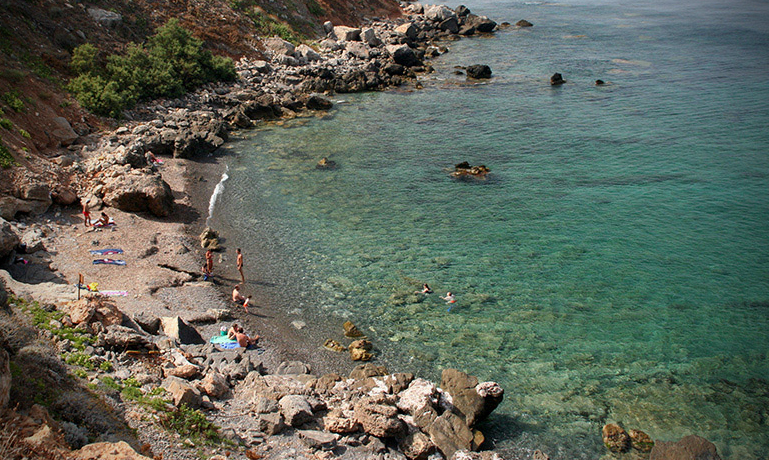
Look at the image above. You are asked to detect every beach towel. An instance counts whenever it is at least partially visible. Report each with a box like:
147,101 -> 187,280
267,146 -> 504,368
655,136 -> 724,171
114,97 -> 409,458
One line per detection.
99,290 -> 128,297
93,259 -> 126,266
209,335 -> 264,352
90,248 -> 124,255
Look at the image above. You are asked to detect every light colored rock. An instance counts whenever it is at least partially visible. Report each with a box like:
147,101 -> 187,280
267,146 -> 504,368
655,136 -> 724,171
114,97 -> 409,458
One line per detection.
101,169 -> 174,217
345,42 -> 370,60
425,4 -> 456,22
395,23 -> 418,40
333,25 -> 361,41
0,269 -> 74,305
323,408 -> 360,434
50,116 -> 78,146
256,412 -> 285,435
200,372 -> 229,398
297,429 -> 338,451
279,394 -> 314,427
264,37 -> 296,56
162,376 -> 202,408
400,431 -> 435,460
160,316 -> 204,345
353,395 -> 406,438
70,440 -> 153,459
87,7 -> 123,28
427,411 -> 475,458
361,27 -> 382,47
295,44 -> 321,61
21,424 -> 69,456
163,364 -> 200,380
398,378 -> 439,415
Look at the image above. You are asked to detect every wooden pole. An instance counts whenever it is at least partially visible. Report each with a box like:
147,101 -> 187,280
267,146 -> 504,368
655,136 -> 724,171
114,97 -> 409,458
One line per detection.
78,273 -> 83,300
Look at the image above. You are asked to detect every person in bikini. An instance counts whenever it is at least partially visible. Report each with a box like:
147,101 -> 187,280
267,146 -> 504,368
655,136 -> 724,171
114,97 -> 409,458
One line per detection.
227,323 -> 259,347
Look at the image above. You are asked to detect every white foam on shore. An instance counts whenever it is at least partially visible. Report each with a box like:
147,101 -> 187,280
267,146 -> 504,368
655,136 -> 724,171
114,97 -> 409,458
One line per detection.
206,165 -> 229,226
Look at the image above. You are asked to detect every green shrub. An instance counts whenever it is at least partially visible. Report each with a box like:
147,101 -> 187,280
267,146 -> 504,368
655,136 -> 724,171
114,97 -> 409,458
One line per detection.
160,403 -> 221,443
0,139 -> 16,168
121,386 -> 143,401
0,118 -> 11,129
1,91 -> 24,112
247,10 -> 301,44
99,360 -> 113,372
65,352 -> 95,369
68,19 -> 236,118
73,368 -> 88,379
18,128 -> 30,138
307,0 -> 325,16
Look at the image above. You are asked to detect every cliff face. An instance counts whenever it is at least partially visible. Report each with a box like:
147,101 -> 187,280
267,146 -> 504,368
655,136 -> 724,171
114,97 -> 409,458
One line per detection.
0,0 -> 401,208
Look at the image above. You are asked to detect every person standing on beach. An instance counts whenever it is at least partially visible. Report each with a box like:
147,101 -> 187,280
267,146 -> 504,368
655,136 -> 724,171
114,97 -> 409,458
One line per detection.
206,249 -> 214,274
236,248 -> 245,283
82,201 -> 91,227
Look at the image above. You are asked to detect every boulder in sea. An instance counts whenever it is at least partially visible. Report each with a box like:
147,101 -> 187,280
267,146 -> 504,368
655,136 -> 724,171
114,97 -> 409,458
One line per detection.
516,19 -> 533,27
550,72 -> 566,85
602,423 -> 631,453
466,64 -> 492,79
452,162 -> 490,178
343,320 -> 364,338
316,157 -> 338,170
649,435 -> 721,460
323,339 -> 346,352
596,79 -> 606,85
305,95 -> 333,111
629,428 -> 654,452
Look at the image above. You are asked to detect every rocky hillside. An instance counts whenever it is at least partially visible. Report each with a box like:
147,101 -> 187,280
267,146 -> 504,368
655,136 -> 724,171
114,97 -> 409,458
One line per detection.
0,0 -> 401,206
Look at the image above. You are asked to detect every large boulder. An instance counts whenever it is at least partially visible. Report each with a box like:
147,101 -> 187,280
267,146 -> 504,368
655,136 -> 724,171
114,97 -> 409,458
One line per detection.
649,435 -> 721,460
87,7 -> 122,28
50,186 -> 78,206
397,378 -> 438,415
160,316 -> 205,345
427,411 -> 476,458
386,44 -> 422,67
279,394 -> 314,427
395,23 -> 418,41
353,395 -> 406,438
0,218 -> 20,259
50,117 -> 79,146
97,325 -> 154,350
425,5 -> 457,22
264,37 -> 296,56
333,26 -> 361,41
361,27 -> 382,47
200,371 -> 229,399
465,14 -> 497,33
295,44 -> 321,61
173,127 -> 225,159
70,441 -> 152,460
0,183 -> 52,219
64,296 -> 124,327
629,429 -> 654,452
162,376 -> 203,408
440,369 -> 503,427
399,431 -> 435,460
466,65 -> 492,79
101,170 -> 174,217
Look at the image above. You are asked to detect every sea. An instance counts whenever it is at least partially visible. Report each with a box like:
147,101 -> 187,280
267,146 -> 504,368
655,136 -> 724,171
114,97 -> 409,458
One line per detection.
207,0 -> 769,458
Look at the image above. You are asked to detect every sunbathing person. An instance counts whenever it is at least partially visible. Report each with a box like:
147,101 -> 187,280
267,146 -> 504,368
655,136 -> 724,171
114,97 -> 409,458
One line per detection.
94,212 -> 110,227
227,323 -> 259,347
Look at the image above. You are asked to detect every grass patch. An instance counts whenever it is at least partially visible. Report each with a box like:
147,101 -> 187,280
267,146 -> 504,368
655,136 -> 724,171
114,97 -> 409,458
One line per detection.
15,297 -> 95,351
65,352 -> 95,370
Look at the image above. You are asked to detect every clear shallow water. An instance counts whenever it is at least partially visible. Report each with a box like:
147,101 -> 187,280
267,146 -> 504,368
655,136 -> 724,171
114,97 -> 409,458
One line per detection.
210,0 -> 769,457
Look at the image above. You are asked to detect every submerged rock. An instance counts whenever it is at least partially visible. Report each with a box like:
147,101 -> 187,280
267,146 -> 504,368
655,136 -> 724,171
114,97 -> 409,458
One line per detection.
550,72 -> 566,85
649,435 -> 721,460
466,64 -> 492,79
516,19 -> 533,27
343,320 -> 364,338
602,423 -> 630,453
629,428 -> 654,452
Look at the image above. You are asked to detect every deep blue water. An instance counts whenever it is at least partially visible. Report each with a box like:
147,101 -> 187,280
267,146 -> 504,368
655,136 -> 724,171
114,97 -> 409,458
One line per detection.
210,0 -> 769,457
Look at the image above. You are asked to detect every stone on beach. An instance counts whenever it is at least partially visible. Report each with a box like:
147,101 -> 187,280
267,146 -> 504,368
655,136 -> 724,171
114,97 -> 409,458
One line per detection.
160,316 -> 205,345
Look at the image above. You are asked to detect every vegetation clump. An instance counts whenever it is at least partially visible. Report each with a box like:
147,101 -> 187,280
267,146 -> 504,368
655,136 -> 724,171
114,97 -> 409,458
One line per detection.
68,19 -> 236,118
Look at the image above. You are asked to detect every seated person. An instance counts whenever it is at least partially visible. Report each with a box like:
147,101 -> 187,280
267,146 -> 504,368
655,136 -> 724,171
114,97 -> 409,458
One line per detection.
415,283 -> 433,294
202,264 -> 212,281
232,284 -> 246,304
94,212 -> 110,227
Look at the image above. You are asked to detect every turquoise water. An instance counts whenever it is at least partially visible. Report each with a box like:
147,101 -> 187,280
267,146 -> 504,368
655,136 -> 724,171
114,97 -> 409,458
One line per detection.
210,0 -> 769,457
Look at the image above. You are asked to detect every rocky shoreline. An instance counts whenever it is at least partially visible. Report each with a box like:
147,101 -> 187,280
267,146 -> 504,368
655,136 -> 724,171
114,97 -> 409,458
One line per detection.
0,2 -> 728,459
0,4 -> 519,460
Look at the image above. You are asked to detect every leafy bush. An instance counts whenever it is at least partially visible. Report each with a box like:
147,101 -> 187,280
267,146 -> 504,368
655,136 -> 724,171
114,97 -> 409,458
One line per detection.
68,19 -> 236,117
247,10 -> 301,44
307,0 -> 325,16
18,128 -> 30,138
0,118 -> 11,129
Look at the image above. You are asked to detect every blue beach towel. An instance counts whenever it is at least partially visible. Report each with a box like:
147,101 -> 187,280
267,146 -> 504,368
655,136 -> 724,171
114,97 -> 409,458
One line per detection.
90,248 -> 124,255
93,259 -> 126,266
